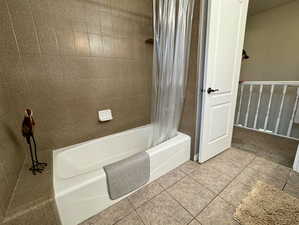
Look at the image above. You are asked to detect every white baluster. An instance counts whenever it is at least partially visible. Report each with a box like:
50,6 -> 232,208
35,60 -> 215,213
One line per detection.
245,85 -> 253,127
275,85 -> 287,134
287,88 -> 299,137
254,84 -> 263,129
263,85 -> 274,130
236,84 -> 244,125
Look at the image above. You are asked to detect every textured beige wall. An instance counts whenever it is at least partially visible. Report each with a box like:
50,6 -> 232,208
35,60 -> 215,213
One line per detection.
240,0 -> 299,81
0,0 -> 26,219
0,0 -> 152,219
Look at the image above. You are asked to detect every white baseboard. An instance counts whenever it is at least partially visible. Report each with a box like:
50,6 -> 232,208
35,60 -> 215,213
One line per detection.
293,144 -> 299,172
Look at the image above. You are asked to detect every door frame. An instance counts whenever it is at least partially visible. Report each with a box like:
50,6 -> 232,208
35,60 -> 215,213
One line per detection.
194,0 -> 249,162
194,0 -> 208,161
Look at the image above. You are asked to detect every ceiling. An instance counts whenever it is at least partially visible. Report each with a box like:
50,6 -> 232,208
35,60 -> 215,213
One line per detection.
248,0 -> 296,15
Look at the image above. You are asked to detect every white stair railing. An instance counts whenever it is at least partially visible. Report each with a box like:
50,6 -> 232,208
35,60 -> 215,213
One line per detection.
235,81 -> 299,140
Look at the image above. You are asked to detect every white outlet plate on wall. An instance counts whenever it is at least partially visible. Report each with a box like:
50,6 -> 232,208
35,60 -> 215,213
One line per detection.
98,109 -> 113,122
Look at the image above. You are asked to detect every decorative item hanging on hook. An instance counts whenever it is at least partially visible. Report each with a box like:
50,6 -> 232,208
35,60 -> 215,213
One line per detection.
242,49 -> 249,60
22,109 -> 47,175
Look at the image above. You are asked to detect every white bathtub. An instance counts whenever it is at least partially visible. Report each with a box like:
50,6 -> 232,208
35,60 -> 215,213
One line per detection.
53,125 -> 191,225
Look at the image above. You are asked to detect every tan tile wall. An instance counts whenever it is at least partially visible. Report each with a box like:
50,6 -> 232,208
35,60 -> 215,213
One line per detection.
0,0 -> 153,220
179,0 -> 200,159
0,0 -> 26,219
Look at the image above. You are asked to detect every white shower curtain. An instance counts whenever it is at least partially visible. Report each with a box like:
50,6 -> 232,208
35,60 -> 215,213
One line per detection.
149,0 -> 195,147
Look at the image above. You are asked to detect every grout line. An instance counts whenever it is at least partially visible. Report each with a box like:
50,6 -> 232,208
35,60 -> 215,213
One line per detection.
3,198 -> 53,223
4,152 -> 52,219
133,208 -> 146,225
4,156 -> 27,217
187,174 -> 218,196
165,189 -> 195,220
4,0 -> 21,57
282,181 -> 288,190
107,200 -> 134,225
27,0 -> 42,56
156,167 -> 189,191
283,170 -> 292,190
127,165 -> 196,216
127,182 -> 164,210
159,150 -> 258,221
189,218 -> 203,225
131,151 -> 257,225
192,155 -> 257,219
217,161 -> 258,210
128,189 -> 169,224
88,150 -> 297,225
95,151 -> 264,225
109,203 -> 146,225
132,188 -> 196,225
117,175 -> 187,224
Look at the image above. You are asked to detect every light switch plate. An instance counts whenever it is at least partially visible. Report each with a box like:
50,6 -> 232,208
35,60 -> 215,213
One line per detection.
98,109 -> 113,122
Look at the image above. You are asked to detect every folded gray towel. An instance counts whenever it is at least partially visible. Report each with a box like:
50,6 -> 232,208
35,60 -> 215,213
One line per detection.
103,152 -> 150,200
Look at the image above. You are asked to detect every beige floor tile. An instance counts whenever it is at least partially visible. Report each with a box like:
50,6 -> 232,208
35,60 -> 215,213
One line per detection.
157,168 -> 186,189
197,197 -> 238,225
188,219 -> 202,225
80,199 -> 134,225
115,211 -> 143,225
179,161 -> 200,174
283,183 -> 299,199
203,157 -> 243,179
227,147 -> 254,157
249,157 -> 277,170
6,151 -> 52,217
218,148 -> 255,168
235,167 -> 285,189
272,164 -> 291,180
136,191 -> 193,225
191,165 -> 232,194
44,201 -> 61,225
128,181 -> 163,208
168,176 -> 216,216
219,180 -> 253,208
287,170 -> 299,187
248,157 -> 290,181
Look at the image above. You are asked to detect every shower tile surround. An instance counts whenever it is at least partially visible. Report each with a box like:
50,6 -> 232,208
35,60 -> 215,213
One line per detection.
0,0 -> 152,223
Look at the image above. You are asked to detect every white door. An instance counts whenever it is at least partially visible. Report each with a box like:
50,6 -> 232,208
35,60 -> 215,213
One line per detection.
198,0 -> 249,163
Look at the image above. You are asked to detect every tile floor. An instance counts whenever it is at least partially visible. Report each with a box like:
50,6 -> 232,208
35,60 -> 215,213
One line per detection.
5,151 -> 52,217
1,151 -> 61,225
81,147 -> 299,225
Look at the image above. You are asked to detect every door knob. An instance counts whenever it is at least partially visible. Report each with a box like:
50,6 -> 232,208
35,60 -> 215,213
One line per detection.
207,88 -> 219,94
